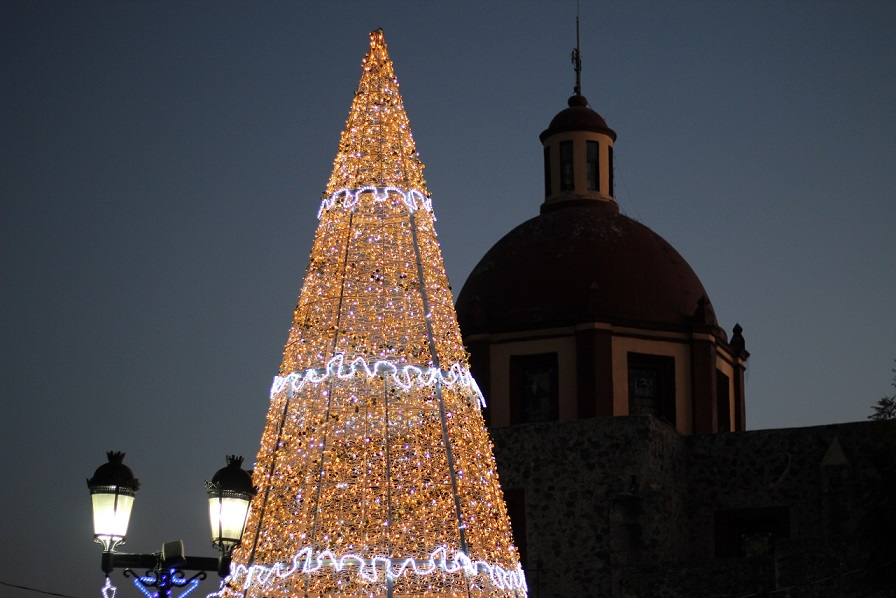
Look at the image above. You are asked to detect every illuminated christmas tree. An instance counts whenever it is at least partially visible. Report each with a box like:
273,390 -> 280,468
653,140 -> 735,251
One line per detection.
219,30 -> 526,597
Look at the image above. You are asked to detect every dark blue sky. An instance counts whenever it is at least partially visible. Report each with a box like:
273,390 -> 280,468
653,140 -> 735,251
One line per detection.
2,2 -> 895,596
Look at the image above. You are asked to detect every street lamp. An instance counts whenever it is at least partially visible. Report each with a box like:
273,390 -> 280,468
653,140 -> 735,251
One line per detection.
87,452 -> 256,596
206,455 -> 257,558
87,451 -> 139,553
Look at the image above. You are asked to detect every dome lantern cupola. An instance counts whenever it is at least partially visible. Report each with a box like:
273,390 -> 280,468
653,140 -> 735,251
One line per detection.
539,24 -> 617,208
540,94 -> 617,208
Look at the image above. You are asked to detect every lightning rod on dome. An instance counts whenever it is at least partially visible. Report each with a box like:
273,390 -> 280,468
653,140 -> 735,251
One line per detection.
571,9 -> 582,96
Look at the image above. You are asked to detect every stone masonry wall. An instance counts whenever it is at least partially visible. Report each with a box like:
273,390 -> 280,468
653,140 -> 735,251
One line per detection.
489,417 -> 896,598
490,416 -> 687,598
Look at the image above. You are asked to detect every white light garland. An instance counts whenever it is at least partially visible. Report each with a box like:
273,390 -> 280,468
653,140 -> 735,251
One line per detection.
272,354 -> 485,407
318,186 -> 432,218
101,577 -> 117,598
216,545 -> 527,595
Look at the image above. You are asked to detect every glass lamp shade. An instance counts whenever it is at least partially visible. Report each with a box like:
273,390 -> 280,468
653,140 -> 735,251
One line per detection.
208,493 -> 251,549
87,452 -> 140,551
206,456 -> 256,552
90,486 -> 136,549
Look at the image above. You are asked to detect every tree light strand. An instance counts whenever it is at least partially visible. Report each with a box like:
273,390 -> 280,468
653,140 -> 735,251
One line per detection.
271,355 -> 486,407
220,545 -> 526,594
318,186 -> 433,218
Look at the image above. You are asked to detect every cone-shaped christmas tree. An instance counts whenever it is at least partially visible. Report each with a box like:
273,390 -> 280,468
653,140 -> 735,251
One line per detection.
220,30 -> 526,597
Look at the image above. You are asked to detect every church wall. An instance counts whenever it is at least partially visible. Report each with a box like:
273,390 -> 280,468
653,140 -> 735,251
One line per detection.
490,416 -> 688,598
610,336 -> 694,434
490,416 -> 896,597
685,421 -> 896,560
488,335 -> 578,427
475,325 -> 740,435
714,353 -> 736,431
624,420 -> 896,597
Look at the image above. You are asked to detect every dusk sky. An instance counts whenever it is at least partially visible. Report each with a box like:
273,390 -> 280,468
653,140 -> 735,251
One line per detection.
2,2 -> 894,596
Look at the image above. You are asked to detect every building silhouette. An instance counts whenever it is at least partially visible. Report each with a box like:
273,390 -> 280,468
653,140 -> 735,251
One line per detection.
455,78 -> 896,597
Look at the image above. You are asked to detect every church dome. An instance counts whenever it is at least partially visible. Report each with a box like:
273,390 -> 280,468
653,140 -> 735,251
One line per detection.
456,51 -> 746,436
456,199 -> 721,336
457,86 -> 722,338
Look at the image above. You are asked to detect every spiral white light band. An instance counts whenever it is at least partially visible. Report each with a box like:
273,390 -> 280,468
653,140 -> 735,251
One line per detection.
271,354 -> 486,408
318,186 -> 432,218
220,545 -> 527,594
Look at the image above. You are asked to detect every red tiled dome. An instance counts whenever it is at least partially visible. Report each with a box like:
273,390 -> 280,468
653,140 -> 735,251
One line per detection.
456,200 -> 720,335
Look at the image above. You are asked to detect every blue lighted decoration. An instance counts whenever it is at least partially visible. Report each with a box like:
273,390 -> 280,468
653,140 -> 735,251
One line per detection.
129,568 -> 201,598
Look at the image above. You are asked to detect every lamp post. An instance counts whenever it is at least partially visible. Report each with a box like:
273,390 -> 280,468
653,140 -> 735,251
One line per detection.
87,452 -> 256,597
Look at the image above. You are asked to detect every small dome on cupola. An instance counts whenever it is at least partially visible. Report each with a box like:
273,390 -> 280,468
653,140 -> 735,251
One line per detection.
539,94 -> 617,143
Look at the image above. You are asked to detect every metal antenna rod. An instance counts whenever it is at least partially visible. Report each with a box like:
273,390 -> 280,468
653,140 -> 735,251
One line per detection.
572,12 -> 582,96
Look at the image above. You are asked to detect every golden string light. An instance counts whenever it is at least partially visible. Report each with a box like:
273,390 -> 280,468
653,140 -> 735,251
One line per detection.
218,29 -> 526,597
